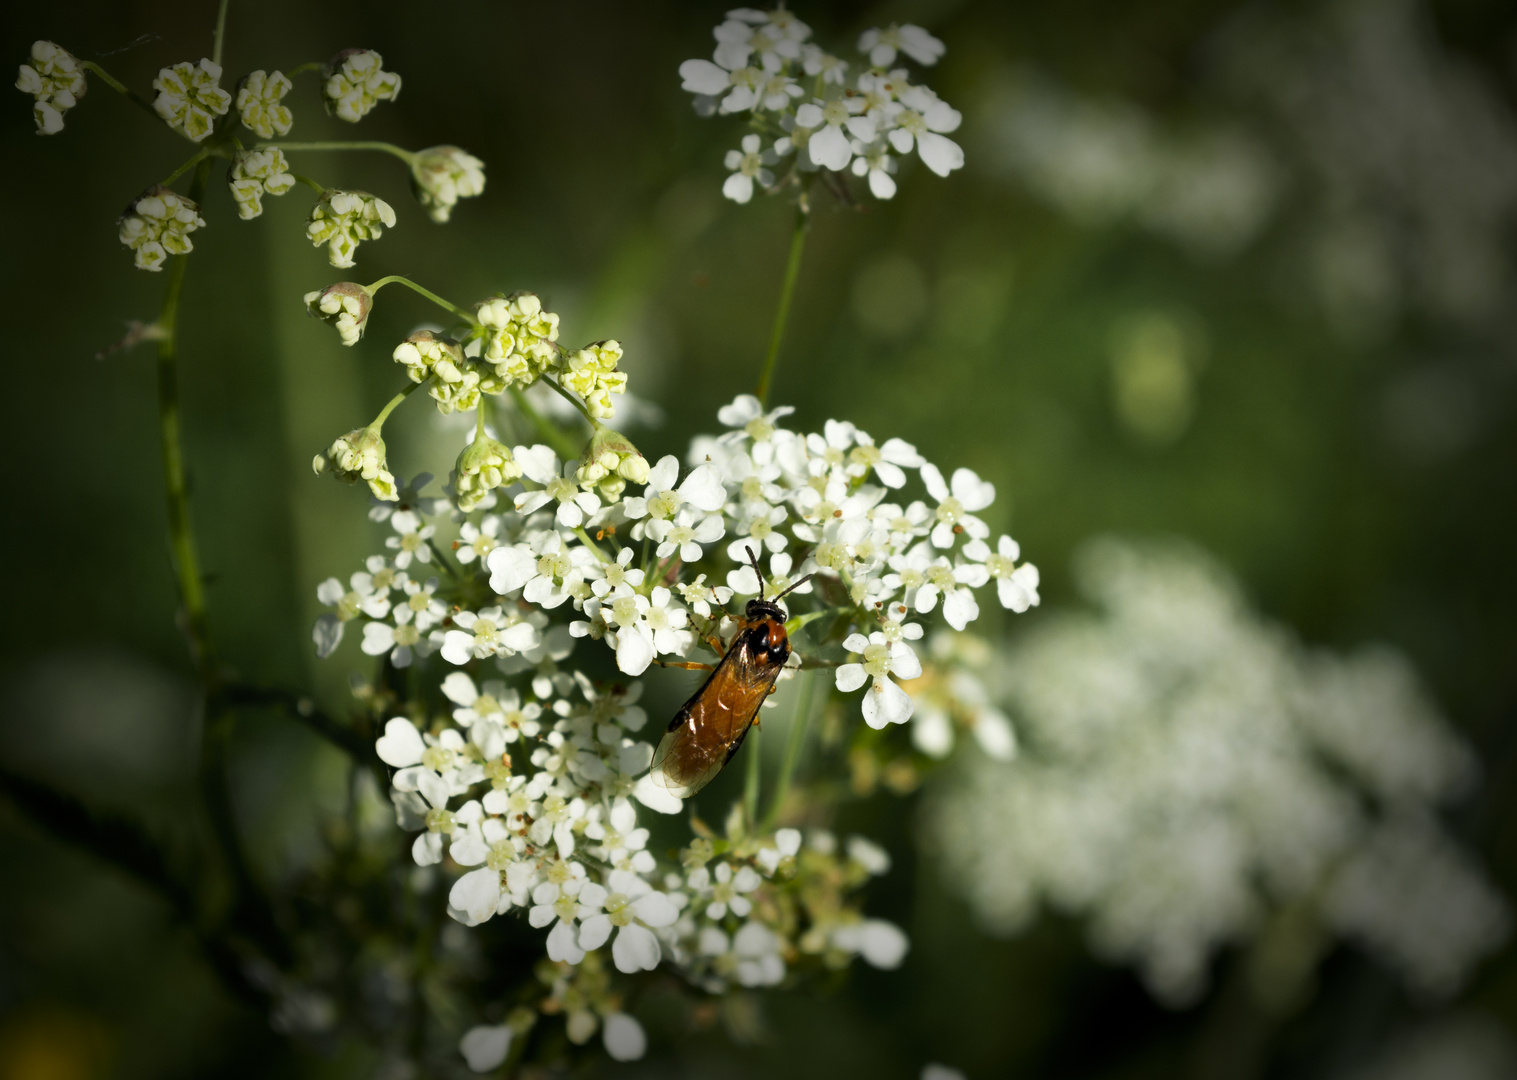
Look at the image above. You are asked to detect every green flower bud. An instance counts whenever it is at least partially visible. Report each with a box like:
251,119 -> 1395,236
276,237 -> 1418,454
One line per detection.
304,281 -> 372,346
411,145 -> 485,223
314,425 -> 396,501
575,425 -> 648,491
454,435 -> 522,512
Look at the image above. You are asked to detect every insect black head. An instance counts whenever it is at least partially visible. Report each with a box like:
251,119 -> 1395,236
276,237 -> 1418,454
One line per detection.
745,597 -> 786,623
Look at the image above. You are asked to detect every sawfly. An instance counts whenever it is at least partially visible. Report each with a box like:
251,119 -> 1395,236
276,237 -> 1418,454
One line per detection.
649,548 -> 812,799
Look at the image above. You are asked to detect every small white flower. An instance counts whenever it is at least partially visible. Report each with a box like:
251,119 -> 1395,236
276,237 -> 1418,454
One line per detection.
793,96 -> 873,172
455,515 -> 504,564
858,24 -> 946,68
650,506 -> 726,564
723,133 -> 777,204
306,189 -> 396,268
920,463 -> 994,548
527,863 -> 597,964
732,921 -> 786,986
964,534 -> 1041,613
622,454 -> 726,524
832,918 -> 910,969
236,69 -> 293,138
440,606 -> 540,664
152,58 -> 232,141
602,1012 -> 647,1062
688,861 -> 762,920
513,446 -> 601,529
675,573 -> 733,619
384,509 -> 435,569
459,1024 -> 513,1073
360,606 -> 430,668
851,139 -> 899,199
886,86 -> 964,178
836,631 -> 923,728
756,827 -> 803,875
577,869 -> 680,973
323,49 -> 401,123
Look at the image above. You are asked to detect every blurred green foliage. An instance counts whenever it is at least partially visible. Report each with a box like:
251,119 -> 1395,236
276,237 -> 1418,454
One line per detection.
2,0 -> 1515,1077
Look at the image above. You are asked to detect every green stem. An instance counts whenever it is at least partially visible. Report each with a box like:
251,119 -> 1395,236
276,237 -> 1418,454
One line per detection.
285,61 -> 324,77
290,172 -> 326,194
743,725 -> 762,828
539,374 -> 597,426
764,669 -> 817,830
372,378 -> 429,429
572,527 -> 613,564
158,159 -> 216,678
80,61 -> 163,124
509,386 -> 579,460
263,140 -> 417,165
211,0 -> 229,67
754,204 -> 810,406
366,275 -> 476,323
161,148 -> 210,187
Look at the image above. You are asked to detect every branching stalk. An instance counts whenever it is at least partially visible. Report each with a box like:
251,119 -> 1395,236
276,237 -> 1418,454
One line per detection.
755,204 -> 810,406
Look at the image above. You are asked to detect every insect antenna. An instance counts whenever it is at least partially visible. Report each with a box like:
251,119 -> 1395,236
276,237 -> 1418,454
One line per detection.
744,544 -> 765,599
772,573 -> 816,603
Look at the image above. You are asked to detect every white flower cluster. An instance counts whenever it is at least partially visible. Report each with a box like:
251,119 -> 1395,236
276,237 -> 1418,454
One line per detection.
228,147 -> 296,220
411,145 -> 486,223
16,40 -> 86,135
151,58 -> 232,142
311,383 -> 1038,1062
923,537 -> 1507,1005
323,49 -> 401,123
117,186 -> 205,272
679,9 -> 964,202
306,189 -> 396,268
236,69 -> 293,138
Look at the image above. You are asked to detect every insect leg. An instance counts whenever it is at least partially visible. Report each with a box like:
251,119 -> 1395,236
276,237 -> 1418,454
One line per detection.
653,659 -> 717,672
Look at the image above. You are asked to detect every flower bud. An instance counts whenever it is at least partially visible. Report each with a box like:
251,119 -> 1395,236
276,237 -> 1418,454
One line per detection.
306,189 -> 395,268
228,147 -> 295,220
304,282 -> 372,346
322,49 -> 401,123
314,426 -> 396,500
559,340 -> 626,420
454,435 -> 522,512
151,58 -> 231,142
17,40 -> 87,135
394,330 -> 480,414
411,145 -> 486,223
235,69 -> 293,138
117,185 -> 205,272
575,426 -> 648,491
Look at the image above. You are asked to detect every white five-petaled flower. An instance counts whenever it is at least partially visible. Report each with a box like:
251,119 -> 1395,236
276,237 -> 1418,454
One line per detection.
152,58 -> 232,141
236,69 -> 293,138
384,509 -> 434,569
793,96 -> 873,172
920,463 -> 994,548
836,630 -> 923,728
528,862 -> 598,964
965,534 -> 1041,613
858,24 -> 946,68
622,454 -> 726,524
723,133 -> 777,204
884,543 -> 988,630
602,585 -> 691,676
886,85 -> 964,178
440,606 -> 540,665
577,869 -> 680,973
513,446 -> 601,529
361,604 -> 431,668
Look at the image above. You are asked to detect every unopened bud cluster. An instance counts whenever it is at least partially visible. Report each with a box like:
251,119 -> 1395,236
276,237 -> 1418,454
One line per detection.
314,426 -> 396,501
455,435 -> 522,512
118,186 -> 205,272
560,341 -> 628,420
304,282 -> 372,346
229,147 -> 295,220
16,40 -> 85,135
394,331 -> 480,414
575,426 -> 649,499
307,189 -> 396,268
412,145 -> 486,223
469,292 -> 561,390
152,58 -> 231,142
323,49 -> 401,123
236,69 -> 293,138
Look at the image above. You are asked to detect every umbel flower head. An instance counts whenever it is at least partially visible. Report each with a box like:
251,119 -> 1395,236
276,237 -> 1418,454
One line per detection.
228,147 -> 296,220
454,434 -> 522,512
469,292 -> 561,390
16,40 -> 86,135
306,189 -> 396,268
152,58 -> 232,142
303,282 -> 372,346
236,69 -> 293,138
558,340 -> 627,420
117,185 -> 205,271
314,426 -> 396,501
678,9 -> 963,203
411,145 -> 486,223
323,49 -> 401,123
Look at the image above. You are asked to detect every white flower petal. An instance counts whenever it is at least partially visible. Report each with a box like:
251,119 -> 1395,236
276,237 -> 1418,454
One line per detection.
460,1025 -> 513,1073
376,718 -> 426,767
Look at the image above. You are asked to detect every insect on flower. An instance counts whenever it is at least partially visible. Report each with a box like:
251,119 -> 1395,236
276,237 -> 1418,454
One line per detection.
650,548 -> 813,799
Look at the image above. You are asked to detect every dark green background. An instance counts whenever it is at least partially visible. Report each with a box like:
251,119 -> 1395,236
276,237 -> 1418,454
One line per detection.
1,0 -> 1514,1076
